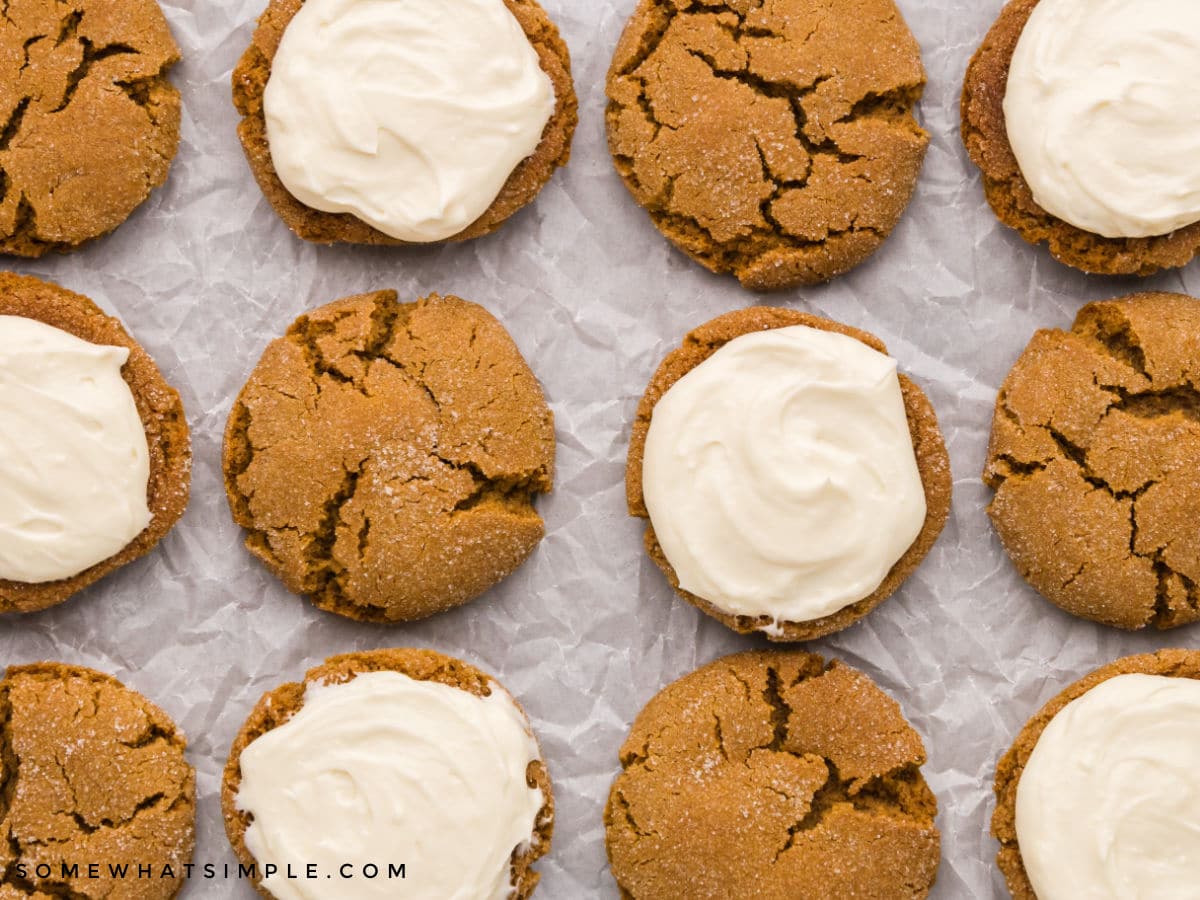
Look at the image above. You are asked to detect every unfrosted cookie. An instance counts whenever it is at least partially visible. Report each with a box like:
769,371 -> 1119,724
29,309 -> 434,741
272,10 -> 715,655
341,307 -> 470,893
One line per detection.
993,649 -> 1200,899
961,0 -> 1200,275
627,307 -> 951,641
0,662 -> 196,898
222,648 -> 553,900
984,292 -> 1200,630
232,0 -> 577,245
0,273 -> 191,614
223,291 -> 555,623
606,0 -> 928,291
0,0 -> 181,256
605,650 -> 940,899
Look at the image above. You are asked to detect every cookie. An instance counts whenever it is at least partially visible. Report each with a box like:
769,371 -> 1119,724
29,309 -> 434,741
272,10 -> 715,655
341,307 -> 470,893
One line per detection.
232,0 -> 577,245
961,0 -> 1200,275
223,290 -> 555,623
984,292 -> 1200,630
605,649 -> 940,899
0,272 -> 191,614
627,306 -> 951,641
0,0 -> 181,257
993,649 -> 1200,899
222,648 -> 553,900
0,662 -> 196,898
605,0 -> 928,291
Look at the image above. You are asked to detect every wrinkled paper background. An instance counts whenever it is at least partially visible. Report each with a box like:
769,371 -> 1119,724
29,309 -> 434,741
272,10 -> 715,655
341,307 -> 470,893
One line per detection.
3,0 -> 1199,896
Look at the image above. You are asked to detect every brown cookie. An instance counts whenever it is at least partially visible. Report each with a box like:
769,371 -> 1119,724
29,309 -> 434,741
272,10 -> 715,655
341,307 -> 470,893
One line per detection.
984,292 -> 1200,630
0,272 -> 191,614
0,662 -> 196,898
605,649 -> 940,899
222,647 -> 553,900
992,649 -> 1200,898
627,306 -> 951,641
223,291 -> 555,623
961,0 -> 1200,275
605,0 -> 928,291
231,0 -> 577,245
0,0 -> 181,257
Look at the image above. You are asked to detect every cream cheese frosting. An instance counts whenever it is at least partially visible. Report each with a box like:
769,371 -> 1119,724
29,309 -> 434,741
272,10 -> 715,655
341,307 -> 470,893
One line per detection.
0,316 -> 151,584
236,671 -> 544,900
641,325 -> 926,627
1003,0 -> 1200,239
263,0 -> 556,243
1015,673 -> 1200,900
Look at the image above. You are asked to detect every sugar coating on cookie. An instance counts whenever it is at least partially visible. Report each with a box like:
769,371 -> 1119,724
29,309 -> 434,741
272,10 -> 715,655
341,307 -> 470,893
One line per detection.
235,670 -> 544,900
984,292 -> 1200,630
0,316 -> 151,584
605,650 -> 940,899
223,291 -> 555,623
1004,0 -> 1200,239
0,663 -> 196,898
1014,673 -> 1200,899
263,0 -> 555,243
642,324 -> 926,628
606,0 -> 928,290
0,0 -> 181,257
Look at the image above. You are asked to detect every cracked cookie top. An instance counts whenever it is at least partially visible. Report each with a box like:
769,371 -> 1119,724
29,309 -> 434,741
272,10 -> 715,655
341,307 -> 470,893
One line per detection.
605,0 -> 928,291
222,290 -> 556,623
604,650 -> 940,899
231,0 -> 577,246
0,662 -> 196,899
984,292 -> 1200,630
0,0 -> 181,257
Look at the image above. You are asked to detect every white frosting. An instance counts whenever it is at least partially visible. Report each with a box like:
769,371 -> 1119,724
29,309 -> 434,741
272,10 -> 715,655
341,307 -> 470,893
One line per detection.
0,316 -> 151,584
236,671 -> 544,900
641,325 -> 927,627
1016,673 -> 1200,900
263,0 -> 556,243
1004,0 -> 1200,238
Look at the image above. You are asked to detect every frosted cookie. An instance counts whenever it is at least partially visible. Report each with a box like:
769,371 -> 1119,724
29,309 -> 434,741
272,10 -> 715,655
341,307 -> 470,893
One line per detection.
962,0 -> 1200,275
0,0 -> 181,257
627,307 -> 951,641
232,0 -> 577,245
0,273 -> 191,614
605,650 -> 940,899
223,290 -> 555,623
222,648 -> 553,900
993,649 -> 1200,899
0,662 -> 196,898
606,0 -> 928,291
984,292 -> 1200,630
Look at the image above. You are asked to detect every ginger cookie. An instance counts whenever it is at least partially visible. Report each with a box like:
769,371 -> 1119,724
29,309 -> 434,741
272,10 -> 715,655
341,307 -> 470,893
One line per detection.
0,0 -> 181,257
993,649 -> 1200,899
605,0 -> 928,291
984,292 -> 1200,630
222,648 -> 553,900
605,650 -> 940,899
962,0 -> 1200,275
232,0 -> 577,245
0,662 -> 196,898
223,291 -> 555,623
627,307 -> 951,642
0,272 -> 191,615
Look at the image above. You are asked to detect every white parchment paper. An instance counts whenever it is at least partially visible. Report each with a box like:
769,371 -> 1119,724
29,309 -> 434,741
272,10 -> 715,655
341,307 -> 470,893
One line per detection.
3,0 -> 1199,896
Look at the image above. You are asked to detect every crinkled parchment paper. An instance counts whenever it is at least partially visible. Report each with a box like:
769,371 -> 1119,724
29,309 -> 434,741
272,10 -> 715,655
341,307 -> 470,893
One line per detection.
3,0 -> 1199,896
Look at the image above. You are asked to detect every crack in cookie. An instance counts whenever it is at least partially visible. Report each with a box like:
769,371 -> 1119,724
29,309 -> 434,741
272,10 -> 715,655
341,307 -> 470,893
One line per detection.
985,292 -> 1200,629
606,0 -> 927,290
223,291 -> 555,623
0,664 -> 194,899
0,0 -> 180,257
604,650 -> 940,899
